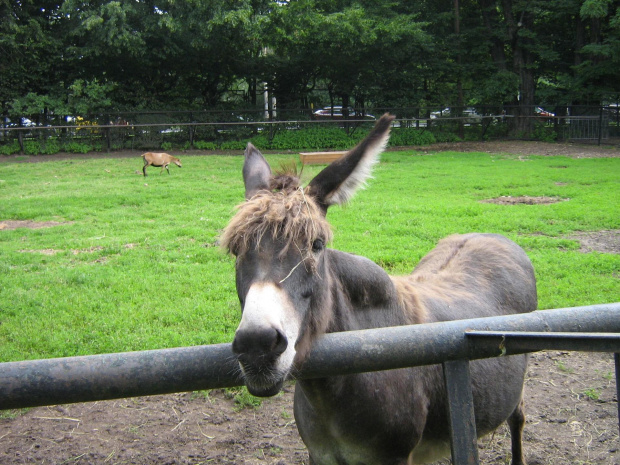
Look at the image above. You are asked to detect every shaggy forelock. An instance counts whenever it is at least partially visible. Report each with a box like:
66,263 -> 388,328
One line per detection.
221,178 -> 332,264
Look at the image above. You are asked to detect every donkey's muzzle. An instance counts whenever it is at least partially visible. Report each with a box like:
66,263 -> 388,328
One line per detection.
232,326 -> 289,397
232,326 -> 288,360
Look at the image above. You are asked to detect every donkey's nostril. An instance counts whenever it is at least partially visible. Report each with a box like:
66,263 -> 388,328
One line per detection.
232,326 -> 288,357
272,328 -> 288,356
231,332 -> 245,355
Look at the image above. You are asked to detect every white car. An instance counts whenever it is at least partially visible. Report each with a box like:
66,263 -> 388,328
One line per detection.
314,106 -> 375,119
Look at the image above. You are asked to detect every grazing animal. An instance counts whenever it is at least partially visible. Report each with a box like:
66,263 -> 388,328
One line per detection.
222,114 -> 537,465
141,152 -> 182,176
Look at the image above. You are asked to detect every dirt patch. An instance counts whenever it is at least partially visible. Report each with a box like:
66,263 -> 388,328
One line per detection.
17,246 -> 107,256
482,196 -> 569,205
0,220 -> 71,231
1,352 -> 617,464
569,230 -> 620,255
17,248 -> 61,256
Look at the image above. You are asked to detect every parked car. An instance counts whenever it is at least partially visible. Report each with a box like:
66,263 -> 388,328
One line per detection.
604,103 -> 620,119
430,107 -> 482,123
430,108 -> 450,119
535,107 -> 556,123
463,108 -> 483,123
313,106 -> 375,119
3,117 -> 36,127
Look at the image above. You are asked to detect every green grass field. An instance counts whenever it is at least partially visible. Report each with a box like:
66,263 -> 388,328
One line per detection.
0,150 -> 618,362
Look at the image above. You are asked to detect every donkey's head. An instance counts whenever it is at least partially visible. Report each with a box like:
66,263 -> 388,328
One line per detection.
221,114 -> 395,396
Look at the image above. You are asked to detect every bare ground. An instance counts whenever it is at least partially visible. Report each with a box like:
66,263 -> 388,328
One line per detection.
1,141 -> 619,464
0,352 -> 618,465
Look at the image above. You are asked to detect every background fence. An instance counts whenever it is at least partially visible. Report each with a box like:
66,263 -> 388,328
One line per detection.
1,105 -> 618,155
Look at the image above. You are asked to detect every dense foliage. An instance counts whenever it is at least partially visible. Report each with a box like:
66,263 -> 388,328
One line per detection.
2,0 -> 619,132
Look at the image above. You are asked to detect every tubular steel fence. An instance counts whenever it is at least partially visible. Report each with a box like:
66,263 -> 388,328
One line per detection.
1,303 -> 619,465
1,105 -> 618,155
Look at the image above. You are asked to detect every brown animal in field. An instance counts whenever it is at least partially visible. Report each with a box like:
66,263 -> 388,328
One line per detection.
141,152 -> 182,176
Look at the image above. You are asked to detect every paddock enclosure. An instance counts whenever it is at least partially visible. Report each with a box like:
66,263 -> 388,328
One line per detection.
1,303 -> 619,464
1,130 -> 618,463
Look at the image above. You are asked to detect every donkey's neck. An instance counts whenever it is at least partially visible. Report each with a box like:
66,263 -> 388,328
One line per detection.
324,250 -> 421,332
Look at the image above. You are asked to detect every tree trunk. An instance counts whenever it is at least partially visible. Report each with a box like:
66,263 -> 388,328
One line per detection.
248,78 -> 257,106
502,0 -> 535,135
455,0 -> 464,139
341,94 -> 350,119
479,0 -> 508,71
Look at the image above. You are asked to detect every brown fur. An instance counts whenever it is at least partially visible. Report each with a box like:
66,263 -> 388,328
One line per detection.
410,234 -> 537,320
221,177 -> 332,266
141,152 -> 182,176
390,276 -> 430,324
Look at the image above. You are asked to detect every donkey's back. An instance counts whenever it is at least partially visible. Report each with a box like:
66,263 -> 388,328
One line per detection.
410,232 -> 537,322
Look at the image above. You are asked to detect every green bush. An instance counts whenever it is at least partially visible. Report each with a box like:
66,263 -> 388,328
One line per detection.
0,141 -> 22,155
389,128 -> 437,146
194,141 -> 218,150
2,139 -> 60,156
220,140 -> 248,150
248,133 -> 270,149
43,139 -> 61,154
481,121 -> 510,140
532,123 -> 557,142
63,141 -> 94,153
256,126 -> 360,150
432,131 -> 462,143
23,141 -> 41,155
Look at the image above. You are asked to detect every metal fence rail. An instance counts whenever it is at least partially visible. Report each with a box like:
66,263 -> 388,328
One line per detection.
1,302 -> 619,465
1,104 -> 618,154
1,303 -> 618,409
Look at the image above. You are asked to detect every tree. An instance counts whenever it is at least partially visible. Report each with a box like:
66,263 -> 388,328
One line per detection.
0,0 -> 65,119
266,0 -> 433,111
572,0 -> 620,104
2,0 -> 618,130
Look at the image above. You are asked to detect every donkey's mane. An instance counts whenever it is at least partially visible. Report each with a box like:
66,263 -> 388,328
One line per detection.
221,172 -> 333,263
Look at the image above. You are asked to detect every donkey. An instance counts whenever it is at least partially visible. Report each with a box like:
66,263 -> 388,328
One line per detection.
141,152 -> 182,176
221,114 -> 537,465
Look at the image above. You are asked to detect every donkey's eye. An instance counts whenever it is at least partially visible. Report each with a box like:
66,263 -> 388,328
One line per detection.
312,239 -> 324,252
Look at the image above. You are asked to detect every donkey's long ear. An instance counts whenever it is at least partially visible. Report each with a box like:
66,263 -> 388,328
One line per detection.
306,113 -> 394,212
243,143 -> 271,200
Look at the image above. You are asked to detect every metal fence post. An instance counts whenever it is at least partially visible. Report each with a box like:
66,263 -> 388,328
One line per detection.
615,353 -> 620,438
443,359 -> 479,465
598,105 -> 604,146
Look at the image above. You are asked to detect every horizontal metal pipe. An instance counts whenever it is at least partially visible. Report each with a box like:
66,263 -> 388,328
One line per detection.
0,303 -> 618,410
466,331 -> 620,354
298,303 -> 620,378
0,344 -> 240,410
